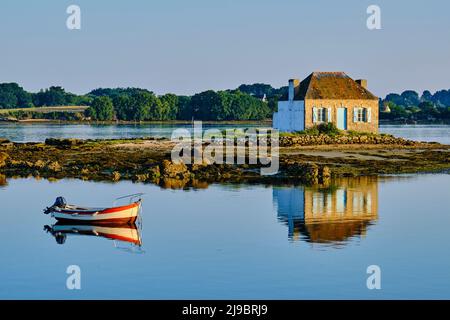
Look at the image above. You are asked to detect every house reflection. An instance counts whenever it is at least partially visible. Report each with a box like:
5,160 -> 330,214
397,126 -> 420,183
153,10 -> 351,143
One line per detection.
273,176 -> 378,244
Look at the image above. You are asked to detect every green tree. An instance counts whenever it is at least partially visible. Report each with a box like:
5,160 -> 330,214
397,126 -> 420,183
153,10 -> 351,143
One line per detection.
400,90 -> 420,107
176,96 -> 192,120
0,83 -> 33,108
113,95 -> 134,120
384,93 -> 404,107
189,90 -> 222,120
187,90 -> 270,121
0,90 -> 18,109
433,89 -> 450,107
131,91 -> 157,121
85,96 -> 114,120
417,101 -> 439,119
421,90 -> 433,102
159,94 -> 179,120
33,86 -> 66,106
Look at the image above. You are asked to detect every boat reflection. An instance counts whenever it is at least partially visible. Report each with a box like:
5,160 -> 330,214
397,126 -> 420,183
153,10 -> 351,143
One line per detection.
44,222 -> 143,252
273,176 -> 378,245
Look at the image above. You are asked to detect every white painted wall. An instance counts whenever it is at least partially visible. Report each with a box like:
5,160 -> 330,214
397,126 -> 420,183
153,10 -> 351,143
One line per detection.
273,100 -> 305,132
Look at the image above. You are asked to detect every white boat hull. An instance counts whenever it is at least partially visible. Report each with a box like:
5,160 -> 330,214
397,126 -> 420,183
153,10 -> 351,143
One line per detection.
51,201 -> 141,224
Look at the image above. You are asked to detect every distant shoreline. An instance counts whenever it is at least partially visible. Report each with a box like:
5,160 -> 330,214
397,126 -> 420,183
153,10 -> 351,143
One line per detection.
0,119 -> 449,126
379,119 -> 450,125
1,119 -> 273,125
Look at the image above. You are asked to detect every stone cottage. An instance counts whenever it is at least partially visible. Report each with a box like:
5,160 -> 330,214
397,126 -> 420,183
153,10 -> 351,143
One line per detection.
273,72 -> 379,132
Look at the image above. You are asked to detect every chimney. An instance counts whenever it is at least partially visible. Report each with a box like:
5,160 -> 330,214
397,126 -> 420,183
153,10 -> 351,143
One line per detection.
288,79 -> 300,101
356,79 -> 368,89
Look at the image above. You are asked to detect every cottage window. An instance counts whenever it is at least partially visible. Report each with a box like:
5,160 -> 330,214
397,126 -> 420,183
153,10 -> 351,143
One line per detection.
357,108 -> 366,122
318,108 -> 327,122
353,107 -> 372,123
313,107 -> 331,123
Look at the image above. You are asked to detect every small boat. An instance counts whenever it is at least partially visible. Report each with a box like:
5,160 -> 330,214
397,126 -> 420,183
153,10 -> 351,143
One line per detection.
43,194 -> 143,224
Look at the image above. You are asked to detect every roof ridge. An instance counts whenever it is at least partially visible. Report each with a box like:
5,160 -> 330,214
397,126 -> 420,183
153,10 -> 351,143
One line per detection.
312,71 -> 346,73
312,71 -> 348,78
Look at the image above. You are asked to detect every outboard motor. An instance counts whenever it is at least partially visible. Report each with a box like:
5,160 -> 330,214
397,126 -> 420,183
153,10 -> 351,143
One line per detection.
44,196 -> 67,214
53,197 -> 67,207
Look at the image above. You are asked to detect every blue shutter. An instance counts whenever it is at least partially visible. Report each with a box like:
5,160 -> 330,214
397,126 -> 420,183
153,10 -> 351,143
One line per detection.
313,107 -> 318,123
327,108 -> 332,122
353,108 -> 358,122
366,108 -> 372,123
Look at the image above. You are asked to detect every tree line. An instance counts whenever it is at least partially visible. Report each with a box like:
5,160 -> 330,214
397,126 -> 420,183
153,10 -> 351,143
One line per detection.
381,90 -> 450,121
85,88 -> 273,121
2,81 -> 449,122
0,83 -> 91,109
0,82 -> 282,121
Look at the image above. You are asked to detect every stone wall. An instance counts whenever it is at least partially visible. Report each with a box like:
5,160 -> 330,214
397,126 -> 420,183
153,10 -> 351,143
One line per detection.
279,133 -> 417,147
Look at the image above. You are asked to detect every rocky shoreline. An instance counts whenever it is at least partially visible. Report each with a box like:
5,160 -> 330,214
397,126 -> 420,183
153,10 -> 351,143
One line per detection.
1,135 -> 449,189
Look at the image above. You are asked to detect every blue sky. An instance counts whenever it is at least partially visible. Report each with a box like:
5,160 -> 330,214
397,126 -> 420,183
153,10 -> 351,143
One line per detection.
0,0 -> 449,97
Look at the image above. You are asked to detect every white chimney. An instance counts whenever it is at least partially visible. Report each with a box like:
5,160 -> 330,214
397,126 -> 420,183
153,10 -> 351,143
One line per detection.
288,79 -> 300,101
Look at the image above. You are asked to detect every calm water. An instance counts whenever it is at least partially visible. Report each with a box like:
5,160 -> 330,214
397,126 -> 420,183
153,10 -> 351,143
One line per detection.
0,123 -> 449,144
379,124 -> 450,145
0,174 -> 449,299
0,123 -> 264,143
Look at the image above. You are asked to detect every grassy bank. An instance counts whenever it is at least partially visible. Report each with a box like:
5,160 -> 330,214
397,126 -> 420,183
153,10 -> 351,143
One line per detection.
0,105 -> 88,114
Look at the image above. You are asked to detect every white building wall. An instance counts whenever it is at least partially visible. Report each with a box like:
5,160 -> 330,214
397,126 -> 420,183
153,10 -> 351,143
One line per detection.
273,100 -> 305,132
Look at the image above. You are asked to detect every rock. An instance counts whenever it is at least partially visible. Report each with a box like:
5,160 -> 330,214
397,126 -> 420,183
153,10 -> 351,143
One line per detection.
202,157 -> 214,165
0,142 -> 13,150
47,161 -> 62,172
148,166 -> 160,179
111,171 -> 121,181
0,152 -> 8,168
191,159 -> 213,171
9,159 -> 22,167
8,160 -> 33,168
133,174 -> 149,182
0,138 -> 12,149
161,160 -> 189,179
33,159 -> 46,169
45,138 -> 83,147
